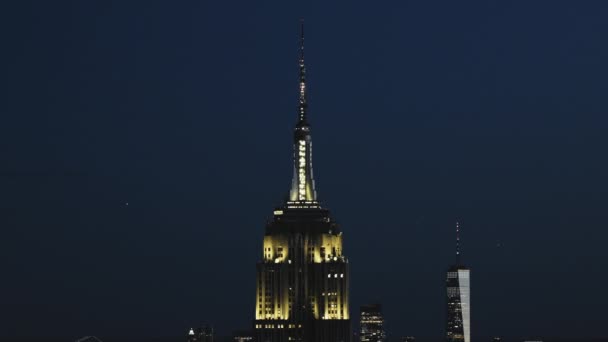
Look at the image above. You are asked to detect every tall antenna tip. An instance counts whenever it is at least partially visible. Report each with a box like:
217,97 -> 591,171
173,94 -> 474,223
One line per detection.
455,220 -> 461,264
298,20 -> 305,61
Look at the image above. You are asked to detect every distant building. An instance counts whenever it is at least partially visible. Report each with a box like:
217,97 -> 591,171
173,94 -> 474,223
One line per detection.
446,222 -> 471,342
232,330 -> 254,342
360,304 -> 385,342
402,337 -> 415,342
187,324 -> 213,342
75,337 -> 103,342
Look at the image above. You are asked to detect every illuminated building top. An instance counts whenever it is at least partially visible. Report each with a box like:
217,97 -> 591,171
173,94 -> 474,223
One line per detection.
253,21 -> 351,342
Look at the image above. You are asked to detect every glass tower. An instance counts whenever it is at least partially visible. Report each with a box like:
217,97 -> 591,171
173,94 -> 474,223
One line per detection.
446,222 -> 471,342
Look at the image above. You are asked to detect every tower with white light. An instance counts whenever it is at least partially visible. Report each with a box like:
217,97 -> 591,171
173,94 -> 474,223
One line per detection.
446,221 -> 471,342
252,22 -> 351,342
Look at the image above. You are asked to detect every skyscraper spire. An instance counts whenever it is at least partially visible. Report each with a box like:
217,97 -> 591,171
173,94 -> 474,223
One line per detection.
298,19 -> 307,125
289,20 -> 317,204
456,221 -> 461,265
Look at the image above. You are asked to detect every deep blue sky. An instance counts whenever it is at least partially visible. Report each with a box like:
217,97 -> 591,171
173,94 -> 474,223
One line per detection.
2,1 -> 608,341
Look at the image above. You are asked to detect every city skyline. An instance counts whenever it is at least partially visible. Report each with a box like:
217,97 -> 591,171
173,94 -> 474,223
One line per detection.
2,1 -> 608,341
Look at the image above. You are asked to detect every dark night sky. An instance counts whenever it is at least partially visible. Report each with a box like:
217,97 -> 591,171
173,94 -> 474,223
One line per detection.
2,1 -> 608,341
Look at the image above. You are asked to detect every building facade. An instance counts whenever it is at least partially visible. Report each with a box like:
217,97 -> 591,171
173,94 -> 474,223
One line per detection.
360,304 -> 385,342
446,222 -> 471,342
252,23 -> 351,342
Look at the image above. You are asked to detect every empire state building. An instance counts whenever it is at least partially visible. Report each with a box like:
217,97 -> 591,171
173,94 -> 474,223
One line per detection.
252,24 -> 351,342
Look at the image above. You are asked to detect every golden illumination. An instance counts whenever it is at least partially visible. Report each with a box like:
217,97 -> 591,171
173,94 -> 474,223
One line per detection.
256,231 -> 349,321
